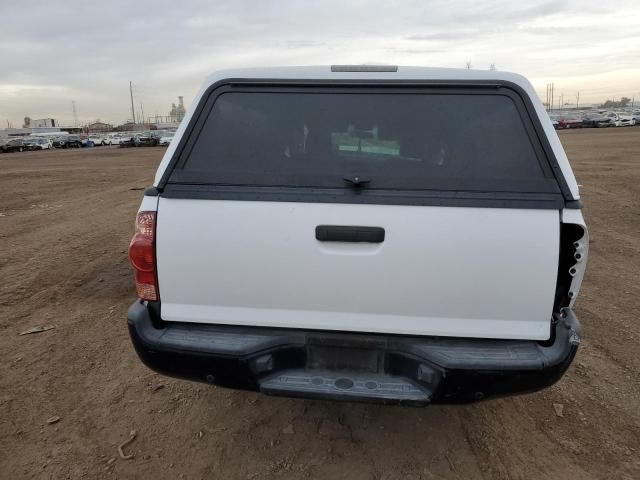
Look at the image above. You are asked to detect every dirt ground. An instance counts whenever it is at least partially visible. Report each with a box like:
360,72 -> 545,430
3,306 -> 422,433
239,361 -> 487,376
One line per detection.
0,128 -> 639,480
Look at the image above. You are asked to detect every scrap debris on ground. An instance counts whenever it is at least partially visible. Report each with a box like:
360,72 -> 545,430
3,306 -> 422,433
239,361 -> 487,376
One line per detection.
117,430 -> 138,460
18,325 -> 55,336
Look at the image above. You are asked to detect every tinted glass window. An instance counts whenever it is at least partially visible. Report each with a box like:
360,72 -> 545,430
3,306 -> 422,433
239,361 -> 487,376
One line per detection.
172,90 -> 557,193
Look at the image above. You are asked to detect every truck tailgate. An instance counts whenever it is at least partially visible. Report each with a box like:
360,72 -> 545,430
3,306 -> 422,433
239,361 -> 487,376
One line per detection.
156,199 -> 559,340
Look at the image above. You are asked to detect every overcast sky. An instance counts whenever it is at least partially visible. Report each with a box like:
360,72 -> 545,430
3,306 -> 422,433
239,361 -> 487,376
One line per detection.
1,0 -> 639,126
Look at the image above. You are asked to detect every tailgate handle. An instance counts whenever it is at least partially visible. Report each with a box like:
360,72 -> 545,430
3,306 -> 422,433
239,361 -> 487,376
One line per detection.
315,225 -> 385,243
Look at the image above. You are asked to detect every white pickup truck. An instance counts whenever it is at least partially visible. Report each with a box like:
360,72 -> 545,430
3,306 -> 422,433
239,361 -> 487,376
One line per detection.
127,66 -> 588,405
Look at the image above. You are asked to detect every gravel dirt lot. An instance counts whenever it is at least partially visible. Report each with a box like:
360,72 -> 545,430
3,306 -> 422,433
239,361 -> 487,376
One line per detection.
1,128 -> 639,479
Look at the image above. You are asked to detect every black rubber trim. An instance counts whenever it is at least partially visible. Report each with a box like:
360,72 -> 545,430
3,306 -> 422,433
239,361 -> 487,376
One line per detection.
315,225 -> 385,243
156,78 -> 577,206
144,186 -> 159,197
127,301 -> 581,405
160,184 -> 565,209
564,199 -> 583,209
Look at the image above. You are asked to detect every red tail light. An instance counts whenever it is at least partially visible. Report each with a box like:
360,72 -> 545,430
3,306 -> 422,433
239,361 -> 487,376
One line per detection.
128,211 -> 158,301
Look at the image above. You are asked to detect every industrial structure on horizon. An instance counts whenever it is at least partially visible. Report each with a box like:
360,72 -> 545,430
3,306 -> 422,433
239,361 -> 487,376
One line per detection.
145,96 -> 186,130
1,96 -> 187,137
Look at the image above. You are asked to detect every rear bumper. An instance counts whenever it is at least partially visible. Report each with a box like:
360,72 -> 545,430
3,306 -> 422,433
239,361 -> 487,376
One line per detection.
127,302 -> 581,405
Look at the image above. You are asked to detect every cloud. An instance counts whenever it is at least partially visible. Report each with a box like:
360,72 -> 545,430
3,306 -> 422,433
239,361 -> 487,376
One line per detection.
0,0 -> 639,125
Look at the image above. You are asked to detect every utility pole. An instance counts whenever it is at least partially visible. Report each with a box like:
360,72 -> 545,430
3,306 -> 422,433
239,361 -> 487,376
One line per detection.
72,100 -> 79,127
546,83 -> 551,111
129,81 -> 136,125
544,83 -> 549,112
576,92 -> 580,109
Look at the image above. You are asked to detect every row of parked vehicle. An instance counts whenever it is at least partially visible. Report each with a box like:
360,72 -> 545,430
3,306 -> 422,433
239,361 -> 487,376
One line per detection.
1,135 -> 98,152
117,131 -> 175,148
0,131 -> 176,153
551,110 -> 640,129
0,136 -> 55,152
89,131 -> 175,147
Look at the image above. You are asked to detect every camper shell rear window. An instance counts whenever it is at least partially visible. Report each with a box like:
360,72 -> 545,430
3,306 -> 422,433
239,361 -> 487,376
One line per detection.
165,84 -> 564,206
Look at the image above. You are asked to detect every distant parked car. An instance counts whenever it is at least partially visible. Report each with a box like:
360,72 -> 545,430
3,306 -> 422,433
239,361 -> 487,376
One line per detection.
556,117 -> 584,129
89,134 -> 108,146
120,132 -> 159,147
24,137 -> 52,150
0,138 -> 10,152
118,135 -> 135,148
116,134 -> 135,147
611,112 -> 635,127
579,112 -> 600,127
2,138 -> 27,153
106,133 -> 124,145
52,135 -> 82,148
158,132 -> 174,146
80,136 -> 98,147
582,112 -> 615,128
